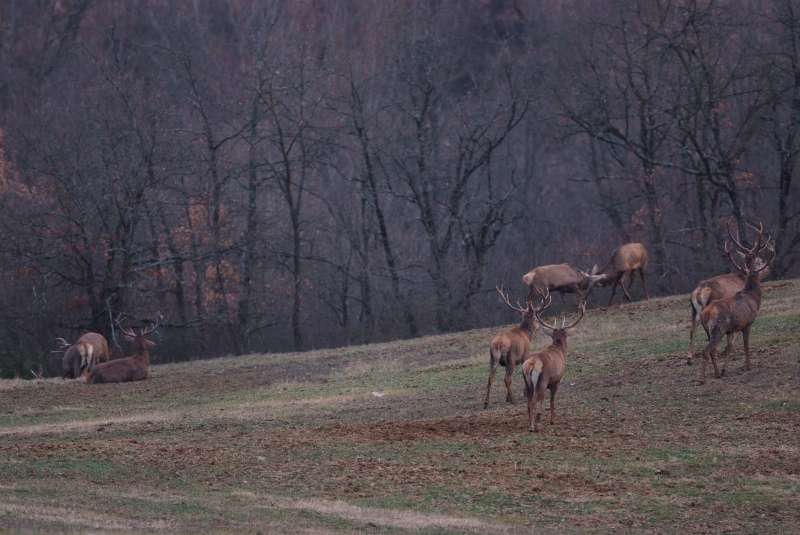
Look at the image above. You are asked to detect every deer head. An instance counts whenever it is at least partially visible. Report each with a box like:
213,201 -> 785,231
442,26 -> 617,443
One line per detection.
533,287 -> 586,344
724,221 -> 774,277
116,315 -> 161,352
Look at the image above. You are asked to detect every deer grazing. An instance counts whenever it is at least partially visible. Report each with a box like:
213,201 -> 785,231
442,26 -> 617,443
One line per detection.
593,242 -> 649,306
57,332 -> 110,379
521,263 -> 606,305
86,318 -> 159,384
483,287 -> 540,409
522,288 -> 585,433
687,253 -> 770,365
698,222 -> 774,384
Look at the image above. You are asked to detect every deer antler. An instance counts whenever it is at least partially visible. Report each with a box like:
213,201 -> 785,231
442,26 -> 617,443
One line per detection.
755,240 -> 776,273
561,301 -> 587,330
115,316 -> 138,339
55,337 -> 72,350
533,287 -> 561,331
727,221 -> 757,255
725,221 -> 774,275
496,287 -> 532,314
137,313 -> 162,337
723,240 -> 747,274
116,313 -> 161,338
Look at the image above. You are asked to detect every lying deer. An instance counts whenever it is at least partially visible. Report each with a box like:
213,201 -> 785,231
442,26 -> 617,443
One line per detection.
57,333 -> 110,379
522,288 -> 585,433
687,253 -> 770,365
698,222 -> 774,384
87,318 -> 159,384
593,242 -> 649,306
483,287 -> 540,409
521,263 -> 605,305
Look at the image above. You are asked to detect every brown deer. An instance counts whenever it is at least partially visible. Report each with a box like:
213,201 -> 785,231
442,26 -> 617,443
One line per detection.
86,318 -> 159,384
687,254 -> 770,365
594,242 -> 649,306
57,332 -> 110,379
522,288 -> 585,432
698,223 -> 774,384
521,263 -> 606,305
483,287 -> 540,409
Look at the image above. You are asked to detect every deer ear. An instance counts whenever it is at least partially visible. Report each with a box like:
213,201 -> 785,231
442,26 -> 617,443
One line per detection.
591,264 -> 599,274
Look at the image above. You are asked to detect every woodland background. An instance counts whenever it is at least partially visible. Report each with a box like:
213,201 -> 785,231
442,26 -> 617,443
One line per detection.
0,0 -> 798,377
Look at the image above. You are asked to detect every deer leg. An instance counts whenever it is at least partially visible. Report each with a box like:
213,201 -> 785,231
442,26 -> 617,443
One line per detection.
527,389 -> 536,432
621,272 -> 633,302
484,352 -> 498,409
504,364 -> 515,404
533,393 -> 543,432
639,268 -> 649,299
742,325 -> 752,371
720,333 -> 734,376
608,275 -> 622,306
688,303 -> 698,366
700,329 -> 721,384
549,383 -> 559,425
709,336 -> 722,379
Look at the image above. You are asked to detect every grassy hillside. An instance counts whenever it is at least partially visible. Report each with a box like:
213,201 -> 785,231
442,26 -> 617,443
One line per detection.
1,281 -> 798,533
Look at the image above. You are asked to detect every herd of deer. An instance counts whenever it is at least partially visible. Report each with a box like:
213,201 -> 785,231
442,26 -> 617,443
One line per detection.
56,317 -> 160,384
485,222 -> 775,432
53,222 -> 774,424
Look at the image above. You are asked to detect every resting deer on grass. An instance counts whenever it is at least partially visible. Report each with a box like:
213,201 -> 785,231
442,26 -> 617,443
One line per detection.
57,333 -> 110,379
483,287 -> 540,409
698,222 -> 774,384
687,252 -> 770,365
87,317 -> 160,384
522,288 -> 585,432
593,242 -> 649,306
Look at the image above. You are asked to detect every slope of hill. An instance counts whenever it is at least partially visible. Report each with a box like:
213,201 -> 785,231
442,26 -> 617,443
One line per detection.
1,281 -> 799,533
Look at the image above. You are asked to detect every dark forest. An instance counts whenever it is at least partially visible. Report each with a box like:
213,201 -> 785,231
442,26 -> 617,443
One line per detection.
0,0 -> 798,377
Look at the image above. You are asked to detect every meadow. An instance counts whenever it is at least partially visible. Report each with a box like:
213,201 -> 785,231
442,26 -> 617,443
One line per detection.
1,281 -> 798,533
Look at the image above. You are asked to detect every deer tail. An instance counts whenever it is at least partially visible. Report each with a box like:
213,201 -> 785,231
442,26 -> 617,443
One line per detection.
690,292 -> 702,321
524,361 -> 541,400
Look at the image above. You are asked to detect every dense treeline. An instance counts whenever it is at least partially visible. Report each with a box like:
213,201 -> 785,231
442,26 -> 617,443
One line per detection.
0,0 -> 798,377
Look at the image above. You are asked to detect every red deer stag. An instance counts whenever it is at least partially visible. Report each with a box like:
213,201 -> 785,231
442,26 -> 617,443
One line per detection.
87,318 -> 160,384
521,263 -> 605,305
594,242 -> 649,306
687,252 -> 770,365
522,288 -> 585,433
698,223 -> 774,384
484,287 -> 540,409
57,333 -> 110,379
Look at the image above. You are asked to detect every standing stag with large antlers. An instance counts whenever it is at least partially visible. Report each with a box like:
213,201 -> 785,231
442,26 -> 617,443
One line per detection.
687,250 -> 771,365
698,222 -> 774,384
522,288 -> 586,433
86,317 -> 160,384
483,287 -> 540,409
57,333 -> 110,379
